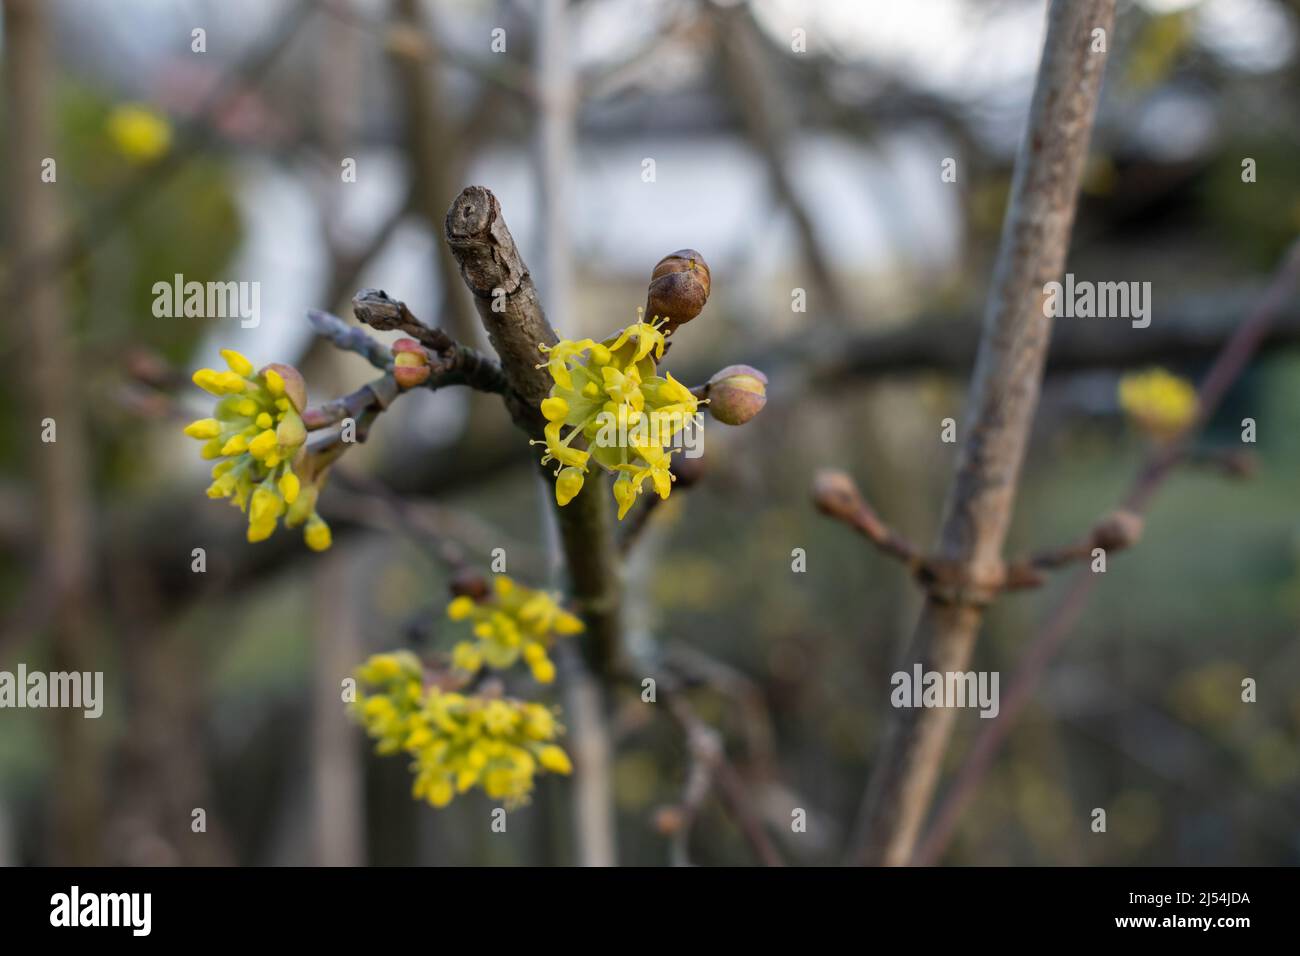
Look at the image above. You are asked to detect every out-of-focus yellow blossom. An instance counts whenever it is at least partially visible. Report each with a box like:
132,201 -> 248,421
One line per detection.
186,351 -> 332,549
1118,368 -> 1197,440
106,104 -> 172,164
447,575 -> 583,685
535,313 -> 701,519
351,651 -> 571,809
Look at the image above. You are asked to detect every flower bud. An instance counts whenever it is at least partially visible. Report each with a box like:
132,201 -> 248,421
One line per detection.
645,249 -> 710,336
392,338 -> 433,389
449,568 -> 489,601
704,364 -> 767,426
1091,510 -> 1144,552
652,805 -> 686,835
262,362 -> 308,413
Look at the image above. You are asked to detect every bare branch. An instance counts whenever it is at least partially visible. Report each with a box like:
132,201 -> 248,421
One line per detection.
913,237 -> 1300,866
307,309 -> 393,371
441,186 -> 624,677
851,0 -> 1117,867
812,470 -> 922,569
349,289 -> 509,394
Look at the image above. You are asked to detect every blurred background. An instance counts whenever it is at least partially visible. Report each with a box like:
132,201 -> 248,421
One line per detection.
1,0 -> 1299,866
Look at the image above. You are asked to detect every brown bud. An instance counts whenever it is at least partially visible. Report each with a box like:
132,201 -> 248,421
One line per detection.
646,249 -> 710,336
392,338 -> 432,389
704,364 -> 767,426
811,469 -> 861,520
449,568 -> 489,601
652,805 -> 686,836
262,363 -> 307,413
1091,510 -> 1144,552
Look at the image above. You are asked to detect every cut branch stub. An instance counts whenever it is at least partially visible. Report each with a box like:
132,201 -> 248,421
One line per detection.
444,186 -> 558,432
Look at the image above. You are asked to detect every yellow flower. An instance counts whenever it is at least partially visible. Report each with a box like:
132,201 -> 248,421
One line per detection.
538,745 -> 573,775
187,352 -> 332,550
1119,368 -> 1197,440
351,654 -> 571,809
554,466 -> 585,507
444,575 -> 582,683
304,515 -> 332,552
106,104 -> 172,164
535,313 -> 699,520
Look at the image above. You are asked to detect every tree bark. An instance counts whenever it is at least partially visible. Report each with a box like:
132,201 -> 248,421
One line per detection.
443,186 -> 621,865
851,0 -> 1116,866
4,0 -> 103,865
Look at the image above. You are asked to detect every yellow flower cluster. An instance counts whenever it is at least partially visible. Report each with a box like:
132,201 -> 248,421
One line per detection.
185,350 -> 331,550
535,315 -> 700,519
352,651 -> 572,808
447,576 -> 583,685
106,104 -> 172,164
1119,368 -> 1198,440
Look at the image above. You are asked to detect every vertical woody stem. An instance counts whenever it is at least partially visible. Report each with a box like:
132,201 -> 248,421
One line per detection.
443,186 -> 622,866
852,0 -> 1116,866
442,186 -> 625,675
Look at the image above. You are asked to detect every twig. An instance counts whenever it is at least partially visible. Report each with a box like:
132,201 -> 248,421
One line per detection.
442,186 -> 623,869
850,0 -> 1116,867
351,288 -> 509,395
660,692 -> 723,866
812,470 -> 921,568
913,237 -> 1300,866
1001,510 -> 1144,589
658,676 -> 785,867
302,375 -> 399,431
709,1 -> 851,323
307,309 -> 393,371
442,186 -> 624,674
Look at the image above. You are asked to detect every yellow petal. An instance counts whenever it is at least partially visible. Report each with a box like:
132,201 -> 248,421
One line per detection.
555,466 -> 584,507
428,778 -> 454,808
184,418 -> 222,440
191,369 -> 225,395
447,596 -> 476,621
538,745 -> 572,775
304,516 -> 332,552
221,349 -> 255,378
530,658 -> 556,684
541,395 -> 569,422
220,434 -> 248,456
247,429 -> 278,460
278,470 -> 300,505
246,519 -> 276,543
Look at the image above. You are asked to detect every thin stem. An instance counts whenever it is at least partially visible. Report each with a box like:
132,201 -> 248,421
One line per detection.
850,0 -> 1117,867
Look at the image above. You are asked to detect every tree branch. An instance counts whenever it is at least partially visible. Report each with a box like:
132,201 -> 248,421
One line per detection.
913,237 -> 1300,866
350,289 -> 509,394
850,0 -> 1116,866
442,186 -> 625,677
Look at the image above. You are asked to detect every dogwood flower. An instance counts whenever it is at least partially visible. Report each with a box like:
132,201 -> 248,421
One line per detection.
351,651 -> 572,808
1119,368 -> 1197,440
535,313 -> 701,518
446,575 -> 583,685
186,351 -> 332,549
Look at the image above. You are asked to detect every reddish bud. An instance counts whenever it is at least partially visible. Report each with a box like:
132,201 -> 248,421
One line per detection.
704,364 -> 767,426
